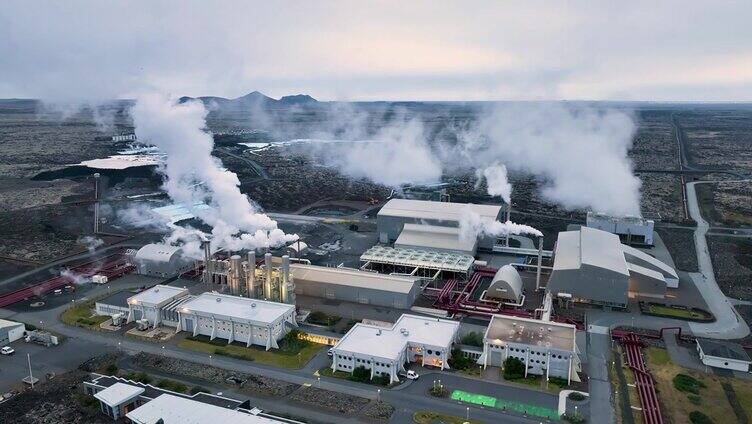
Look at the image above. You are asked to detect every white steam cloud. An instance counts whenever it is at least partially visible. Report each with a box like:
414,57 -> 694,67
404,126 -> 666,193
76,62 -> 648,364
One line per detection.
131,94 -> 298,258
475,163 -> 512,204
459,208 -> 543,243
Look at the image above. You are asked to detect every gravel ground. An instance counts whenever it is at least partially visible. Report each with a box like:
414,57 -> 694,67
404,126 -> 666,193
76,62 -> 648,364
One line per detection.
362,400 -> 395,420
707,236 -> 752,301
656,228 -> 699,272
133,352 -> 299,397
288,386 -> 370,415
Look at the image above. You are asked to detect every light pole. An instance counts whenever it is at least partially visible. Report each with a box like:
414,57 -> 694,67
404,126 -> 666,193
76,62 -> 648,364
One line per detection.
317,376 -> 320,388
27,353 -> 34,389
466,406 -> 469,421
209,355 -> 213,367
377,388 -> 381,402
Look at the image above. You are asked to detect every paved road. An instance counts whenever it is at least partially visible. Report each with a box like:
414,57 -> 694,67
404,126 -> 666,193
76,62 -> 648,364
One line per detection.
585,327 -> 614,424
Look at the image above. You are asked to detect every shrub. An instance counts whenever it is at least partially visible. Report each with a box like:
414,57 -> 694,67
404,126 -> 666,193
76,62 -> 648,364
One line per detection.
673,374 -> 706,394
447,348 -> 474,370
562,412 -> 585,423
103,363 -> 118,375
372,373 -> 391,386
568,392 -> 586,401
687,394 -> 701,405
502,357 -> 525,380
429,385 -> 448,397
349,366 -> 371,383
460,332 -> 484,347
307,311 -> 340,326
689,411 -> 713,424
126,372 -> 152,384
157,379 -> 188,393
549,377 -> 569,388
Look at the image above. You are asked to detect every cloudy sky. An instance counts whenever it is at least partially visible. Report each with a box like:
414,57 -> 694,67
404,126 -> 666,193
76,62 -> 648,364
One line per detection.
1,0 -> 751,101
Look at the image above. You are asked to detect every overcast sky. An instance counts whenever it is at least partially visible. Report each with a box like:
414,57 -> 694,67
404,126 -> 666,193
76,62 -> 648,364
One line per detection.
1,1 -> 751,102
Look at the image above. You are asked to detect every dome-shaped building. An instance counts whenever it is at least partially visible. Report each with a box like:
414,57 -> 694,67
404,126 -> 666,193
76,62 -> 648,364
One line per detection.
484,265 -> 523,304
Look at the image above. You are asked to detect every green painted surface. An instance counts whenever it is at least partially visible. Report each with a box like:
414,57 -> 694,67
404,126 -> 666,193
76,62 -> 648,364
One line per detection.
450,390 -> 560,420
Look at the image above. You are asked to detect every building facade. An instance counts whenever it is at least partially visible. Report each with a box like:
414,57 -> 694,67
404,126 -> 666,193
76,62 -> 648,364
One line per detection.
126,285 -> 190,328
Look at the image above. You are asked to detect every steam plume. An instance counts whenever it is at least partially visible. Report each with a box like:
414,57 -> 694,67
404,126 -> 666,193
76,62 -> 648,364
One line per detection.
459,208 -> 542,243
476,163 -> 512,204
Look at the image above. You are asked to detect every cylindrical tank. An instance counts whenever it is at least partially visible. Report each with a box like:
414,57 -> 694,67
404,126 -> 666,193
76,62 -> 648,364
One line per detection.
230,255 -> 242,295
264,252 -> 273,299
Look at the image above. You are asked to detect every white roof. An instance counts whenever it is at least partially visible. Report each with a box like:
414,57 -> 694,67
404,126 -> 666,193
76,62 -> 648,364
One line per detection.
484,314 -> 576,352
180,292 -> 294,325
333,314 -> 459,360
378,199 -> 501,223
152,202 -> 211,224
360,245 -> 475,273
486,265 -> 523,302
126,393 -> 286,424
94,382 -> 145,407
395,223 -> 477,254
553,227 -> 629,275
128,285 -> 189,307
135,243 -> 184,262
0,319 -> 24,330
621,244 -> 679,280
290,264 -> 417,294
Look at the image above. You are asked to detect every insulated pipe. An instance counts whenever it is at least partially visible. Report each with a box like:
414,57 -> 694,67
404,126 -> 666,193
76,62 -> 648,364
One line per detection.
536,236 -> 543,291
505,203 -> 511,247
246,250 -> 256,297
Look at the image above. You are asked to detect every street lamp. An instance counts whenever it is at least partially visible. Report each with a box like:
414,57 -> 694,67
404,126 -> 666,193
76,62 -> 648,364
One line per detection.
377,388 -> 381,402
317,376 -> 320,388
466,406 -> 469,420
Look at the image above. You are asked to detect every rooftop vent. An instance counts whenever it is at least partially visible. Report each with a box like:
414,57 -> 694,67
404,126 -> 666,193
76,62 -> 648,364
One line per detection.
216,297 -> 221,302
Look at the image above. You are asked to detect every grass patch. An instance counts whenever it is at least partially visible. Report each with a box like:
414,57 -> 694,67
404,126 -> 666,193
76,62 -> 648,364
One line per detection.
319,367 -> 394,387
646,346 -> 736,423
413,411 -> 484,424
644,304 -> 713,321
731,380 -> 752,417
178,333 -> 323,369
123,371 -> 152,384
646,347 -> 670,365
156,378 -> 188,393
307,311 -> 341,327
60,300 -> 109,329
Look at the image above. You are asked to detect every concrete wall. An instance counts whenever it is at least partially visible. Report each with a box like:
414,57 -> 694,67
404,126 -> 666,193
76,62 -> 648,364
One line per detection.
180,314 -> 288,350
0,322 -> 25,345
95,302 -> 129,316
547,265 -> 629,308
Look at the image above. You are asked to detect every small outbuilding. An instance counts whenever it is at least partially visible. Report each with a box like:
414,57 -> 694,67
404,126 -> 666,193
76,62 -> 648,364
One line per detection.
696,339 -> 751,372
0,319 -> 26,345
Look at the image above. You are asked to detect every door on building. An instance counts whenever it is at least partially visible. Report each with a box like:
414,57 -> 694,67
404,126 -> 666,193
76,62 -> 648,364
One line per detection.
184,318 -> 194,333
132,309 -> 143,321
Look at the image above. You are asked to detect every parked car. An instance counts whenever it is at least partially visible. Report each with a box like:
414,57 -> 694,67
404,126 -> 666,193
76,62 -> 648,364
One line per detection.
400,370 -> 419,380
0,346 -> 15,355
327,348 -> 334,357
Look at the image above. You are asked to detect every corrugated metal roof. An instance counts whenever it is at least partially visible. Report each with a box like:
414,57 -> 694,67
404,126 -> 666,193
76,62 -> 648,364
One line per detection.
553,227 -> 629,276
290,264 -> 417,294
135,243 -> 183,262
378,199 -> 501,222
395,223 -> 477,254
180,293 -> 293,324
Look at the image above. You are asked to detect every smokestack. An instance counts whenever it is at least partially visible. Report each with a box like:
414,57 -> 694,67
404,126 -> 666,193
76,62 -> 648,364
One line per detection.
93,173 -> 100,234
281,255 -> 290,303
505,203 -> 511,247
230,255 -> 241,295
247,250 -> 256,269
202,241 -> 212,285
264,252 -> 272,299
536,236 -> 543,291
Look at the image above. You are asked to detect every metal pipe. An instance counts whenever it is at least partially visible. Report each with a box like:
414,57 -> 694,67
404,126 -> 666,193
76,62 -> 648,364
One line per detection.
536,236 -> 543,291
505,203 -> 511,247
264,252 -> 273,299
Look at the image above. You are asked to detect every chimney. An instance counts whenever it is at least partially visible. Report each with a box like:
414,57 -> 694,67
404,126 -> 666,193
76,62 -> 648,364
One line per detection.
281,255 -> 290,303
505,203 -> 511,247
202,241 -> 212,285
264,252 -> 273,299
230,255 -> 242,295
536,236 -> 543,291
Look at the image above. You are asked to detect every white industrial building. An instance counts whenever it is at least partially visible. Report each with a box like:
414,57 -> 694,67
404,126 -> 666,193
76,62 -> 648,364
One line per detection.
481,265 -> 524,305
133,244 -> 193,278
331,314 -> 460,383
696,339 -> 751,372
547,227 -> 677,308
360,245 -> 475,280
478,314 -> 580,383
127,285 -> 190,328
377,199 -> 503,250
0,319 -> 26,345
178,292 -> 297,350
290,264 -> 420,309
586,212 -> 655,246
394,223 -> 477,255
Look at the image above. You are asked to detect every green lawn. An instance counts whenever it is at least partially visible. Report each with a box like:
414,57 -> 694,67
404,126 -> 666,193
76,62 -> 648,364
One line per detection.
318,367 -> 394,387
178,337 -> 323,369
645,304 -> 712,321
60,300 -> 109,329
646,347 -> 670,365
451,390 -> 560,420
413,411 -> 484,424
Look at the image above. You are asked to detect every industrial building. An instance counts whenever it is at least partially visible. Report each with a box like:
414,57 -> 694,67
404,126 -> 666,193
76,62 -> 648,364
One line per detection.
586,212 -> 655,246
377,199 -> 503,250
394,223 -> 477,255
478,314 -> 580,383
126,285 -> 190,328
696,339 -> 751,372
95,290 -> 133,316
203,248 -> 295,305
0,319 -> 26,345
85,374 -> 295,423
546,227 -> 676,308
480,265 -> 524,305
132,244 -> 193,278
290,264 -> 420,309
331,314 -> 460,383
178,292 -> 297,350
360,245 -> 475,280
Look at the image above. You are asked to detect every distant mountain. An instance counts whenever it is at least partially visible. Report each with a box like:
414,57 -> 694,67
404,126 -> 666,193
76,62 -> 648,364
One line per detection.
179,91 -> 317,109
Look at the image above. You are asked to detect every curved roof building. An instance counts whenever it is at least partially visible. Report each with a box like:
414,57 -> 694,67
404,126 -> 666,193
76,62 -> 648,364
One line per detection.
485,265 -> 523,304
134,244 -> 192,277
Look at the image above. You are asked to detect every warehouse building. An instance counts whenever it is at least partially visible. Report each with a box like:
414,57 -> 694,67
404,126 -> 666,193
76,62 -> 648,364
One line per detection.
394,223 -> 477,255
95,290 -> 134,316
547,227 -> 673,308
0,319 -> 26,345
331,314 -> 460,383
127,285 -> 189,328
696,339 -> 751,372
377,199 -> 503,250
586,212 -> 655,246
480,265 -> 524,305
178,292 -> 296,350
290,264 -> 420,309
133,244 -> 193,278
360,245 -> 475,280
478,315 -> 580,383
